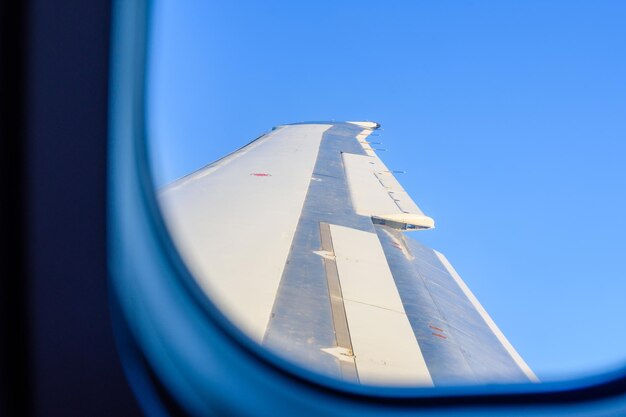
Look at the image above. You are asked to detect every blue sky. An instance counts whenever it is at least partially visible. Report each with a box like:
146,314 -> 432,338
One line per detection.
147,1 -> 626,381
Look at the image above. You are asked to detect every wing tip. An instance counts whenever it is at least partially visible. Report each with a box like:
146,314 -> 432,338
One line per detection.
347,121 -> 381,130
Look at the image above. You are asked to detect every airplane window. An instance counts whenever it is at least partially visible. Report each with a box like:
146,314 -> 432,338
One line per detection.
142,0 -> 626,391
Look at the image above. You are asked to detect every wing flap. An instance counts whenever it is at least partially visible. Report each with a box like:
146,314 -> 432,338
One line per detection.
342,148 -> 435,231
330,224 -> 433,386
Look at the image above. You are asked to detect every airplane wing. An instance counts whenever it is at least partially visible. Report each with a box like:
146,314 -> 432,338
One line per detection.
158,121 -> 538,386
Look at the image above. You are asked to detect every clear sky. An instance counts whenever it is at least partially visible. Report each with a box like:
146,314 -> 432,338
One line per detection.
147,1 -> 626,382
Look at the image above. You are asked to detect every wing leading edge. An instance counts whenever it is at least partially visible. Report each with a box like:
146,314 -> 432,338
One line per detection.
159,121 -> 537,386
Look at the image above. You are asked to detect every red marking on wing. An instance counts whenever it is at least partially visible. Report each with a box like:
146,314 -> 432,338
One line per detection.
429,325 -> 444,332
432,333 -> 448,339
250,173 -> 271,177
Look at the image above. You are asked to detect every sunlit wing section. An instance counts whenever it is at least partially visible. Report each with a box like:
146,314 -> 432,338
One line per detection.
159,121 -> 537,386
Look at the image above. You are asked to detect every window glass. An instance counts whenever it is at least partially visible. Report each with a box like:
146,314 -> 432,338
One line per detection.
147,1 -> 626,384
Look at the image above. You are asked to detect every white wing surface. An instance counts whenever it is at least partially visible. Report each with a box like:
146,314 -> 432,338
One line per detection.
159,122 -> 537,386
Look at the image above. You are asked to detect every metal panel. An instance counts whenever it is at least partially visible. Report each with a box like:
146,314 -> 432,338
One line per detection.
159,124 -> 331,342
375,225 -> 534,384
342,152 -> 433,231
330,224 -> 433,386
263,123 -> 375,380
374,226 -> 476,385
342,153 -> 403,216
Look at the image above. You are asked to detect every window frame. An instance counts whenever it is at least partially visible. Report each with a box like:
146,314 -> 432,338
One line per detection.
108,1 -> 626,415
